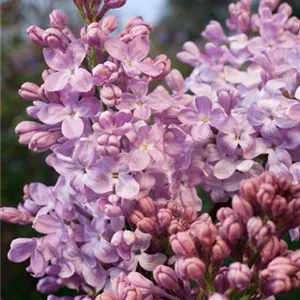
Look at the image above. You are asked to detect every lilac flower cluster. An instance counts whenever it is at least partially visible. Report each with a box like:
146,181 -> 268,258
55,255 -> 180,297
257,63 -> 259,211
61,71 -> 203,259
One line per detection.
1,0 -> 300,299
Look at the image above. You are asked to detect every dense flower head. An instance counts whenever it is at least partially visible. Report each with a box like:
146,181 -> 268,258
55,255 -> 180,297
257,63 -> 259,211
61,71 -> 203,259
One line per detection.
1,0 -> 300,300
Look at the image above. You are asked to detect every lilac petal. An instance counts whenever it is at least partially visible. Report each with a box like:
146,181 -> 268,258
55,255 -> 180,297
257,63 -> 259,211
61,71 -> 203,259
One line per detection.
287,103 -> 300,121
137,61 -> 162,77
247,37 -> 265,54
66,39 -> 86,68
44,71 -> 70,92
104,38 -> 127,61
8,238 -> 35,262
128,36 -> 150,62
191,122 -> 212,141
116,174 -> 140,199
145,91 -> 172,111
76,97 -> 101,117
210,108 -> 227,128
82,266 -> 106,289
59,260 -> 75,278
239,134 -> 255,153
34,215 -> 59,234
295,86 -> 300,101
214,157 -> 239,180
128,80 -> 148,98
147,147 -> 166,165
30,249 -> 46,276
117,93 -> 138,111
29,183 -> 55,206
134,104 -> 151,120
223,172 -> 245,192
37,104 -> 68,125
85,172 -> 113,194
94,240 -> 119,263
70,68 -> 93,92
218,134 -> 238,155
178,109 -> 198,125
128,148 -> 151,172
62,117 -> 84,139
180,186 -> 202,211
261,121 -> 279,138
195,96 -> 212,115
73,140 -> 96,168
43,48 -> 71,71
138,252 -> 167,272
47,155 -> 79,178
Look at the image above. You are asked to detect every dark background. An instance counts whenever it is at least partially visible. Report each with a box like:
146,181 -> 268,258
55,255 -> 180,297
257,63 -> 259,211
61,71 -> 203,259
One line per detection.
1,0 -> 300,299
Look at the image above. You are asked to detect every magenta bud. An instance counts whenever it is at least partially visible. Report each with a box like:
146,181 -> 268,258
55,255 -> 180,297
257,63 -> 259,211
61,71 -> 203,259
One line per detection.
196,221 -> 218,248
100,84 -> 122,107
220,215 -> 243,242
49,10 -> 69,29
137,217 -> 156,234
18,82 -> 40,101
257,183 -> 276,209
0,207 -> 33,225
104,0 -> 127,9
202,20 -> 227,43
261,236 -> 280,263
227,262 -> 252,290
165,69 -> 184,93
247,216 -> 263,239
138,196 -> 155,217
182,257 -> 205,283
217,87 -> 240,114
208,293 -> 229,300
232,195 -> 253,223
212,237 -> 230,262
101,15 -> 119,33
157,208 -> 173,229
170,232 -> 196,258
27,25 -> 47,46
153,265 -> 179,290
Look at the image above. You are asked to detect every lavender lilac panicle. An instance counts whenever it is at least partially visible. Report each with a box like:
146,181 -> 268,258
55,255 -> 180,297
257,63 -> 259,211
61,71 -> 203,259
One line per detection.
1,0 -> 300,299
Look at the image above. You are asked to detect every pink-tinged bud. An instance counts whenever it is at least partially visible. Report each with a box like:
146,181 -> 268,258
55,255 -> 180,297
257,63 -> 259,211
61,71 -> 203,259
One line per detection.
286,17 -> 300,34
278,3 -> 292,17
214,267 -> 230,293
217,87 -> 240,115
265,272 -> 292,295
239,177 -> 260,201
212,237 -> 231,262
153,265 -> 179,290
170,232 -> 196,258
165,69 -> 184,93
287,198 -> 300,226
260,0 -> 280,11
152,54 -> 171,80
37,277 -> 61,294
267,257 -> 297,275
216,207 -> 234,222
43,28 -> 67,49
208,293 -> 229,300
93,62 -> 118,86
29,130 -> 62,153
220,215 -> 243,242
49,10 -> 69,29
100,84 -> 122,107
129,210 -> 144,225
104,0 -> 127,9
86,22 -> 106,48
256,183 -> 276,210
168,220 -> 187,235
247,217 -> 263,239
290,184 -> 300,198
0,207 -> 33,225
278,240 -> 289,256
202,21 -> 227,43
157,208 -> 173,229
95,293 -> 114,300
183,207 -> 198,224
176,41 -> 201,67
101,15 -> 119,33
277,177 -> 292,192
182,257 -> 205,283
15,121 -> 43,142
269,195 -> 287,220
289,250 -> 300,267
227,262 -> 252,290
196,222 -> 218,248
259,172 -> 277,185
27,25 -> 47,46
261,236 -> 280,263
253,220 -> 276,248
139,196 -> 155,217
166,202 -> 184,217
18,82 -> 40,101
137,217 -> 156,234
232,196 -> 253,223
127,272 -> 154,290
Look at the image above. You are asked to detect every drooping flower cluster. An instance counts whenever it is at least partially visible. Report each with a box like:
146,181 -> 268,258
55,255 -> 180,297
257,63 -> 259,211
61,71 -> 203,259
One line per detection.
1,0 -> 300,300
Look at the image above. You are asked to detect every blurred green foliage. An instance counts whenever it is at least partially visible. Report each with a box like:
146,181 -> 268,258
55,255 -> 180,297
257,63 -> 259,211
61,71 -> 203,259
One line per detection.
1,0 -> 300,299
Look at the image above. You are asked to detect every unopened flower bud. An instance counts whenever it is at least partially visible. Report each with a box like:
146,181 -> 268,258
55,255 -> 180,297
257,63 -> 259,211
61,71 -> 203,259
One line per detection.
37,277 -> 61,294
278,3 -> 292,17
261,236 -> 280,262
216,207 -> 234,222
212,237 -> 231,262
170,232 -> 196,258
217,87 -> 240,115
127,272 -> 154,290
95,293 -> 114,300
265,272 -> 292,295
0,207 -> 33,225
18,82 -> 40,101
183,207 -> 197,223
269,195 -> 287,220
177,41 -> 201,66
220,215 -> 243,242
157,208 -> 173,229
260,0 -> 280,11
137,217 -> 156,234
166,202 -> 184,217
232,195 -> 253,223
267,257 -> 297,275
49,10 -> 69,29
214,267 -> 230,293
43,28 -> 67,49
130,210 -> 145,225
165,69 -> 184,93
168,220 -> 187,235
139,196 -> 155,217
287,198 -> 300,227
152,54 -> 171,80
247,216 -> 263,239
196,221 -> 218,248
86,22 -> 106,48
153,265 -> 179,290
104,0 -> 127,9
101,15 -> 119,34
202,21 -> 227,43
100,84 -> 122,107
239,177 -> 260,201
27,25 -> 47,46
227,262 -> 252,290
208,293 -> 229,300
286,17 -> 300,34
182,257 -> 205,283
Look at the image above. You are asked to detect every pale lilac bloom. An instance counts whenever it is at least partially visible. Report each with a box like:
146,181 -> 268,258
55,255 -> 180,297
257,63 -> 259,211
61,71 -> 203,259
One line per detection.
43,40 -> 93,92
104,36 -> 162,77
179,96 -> 226,141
